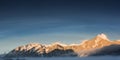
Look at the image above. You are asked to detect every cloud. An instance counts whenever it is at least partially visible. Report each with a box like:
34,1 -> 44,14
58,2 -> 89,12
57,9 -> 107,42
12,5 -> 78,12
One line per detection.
89,44 -> 120,56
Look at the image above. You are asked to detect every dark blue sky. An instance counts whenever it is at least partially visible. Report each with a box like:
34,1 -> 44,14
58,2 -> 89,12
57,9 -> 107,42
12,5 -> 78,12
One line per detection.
0,0 -> 120,53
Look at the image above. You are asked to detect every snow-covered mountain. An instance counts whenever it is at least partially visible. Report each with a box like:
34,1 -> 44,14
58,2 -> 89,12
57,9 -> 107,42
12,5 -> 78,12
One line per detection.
6,33 -> 120,57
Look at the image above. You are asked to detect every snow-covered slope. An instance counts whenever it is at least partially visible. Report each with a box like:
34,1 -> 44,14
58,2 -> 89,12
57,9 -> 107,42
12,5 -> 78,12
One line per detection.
6,33 -> 120,57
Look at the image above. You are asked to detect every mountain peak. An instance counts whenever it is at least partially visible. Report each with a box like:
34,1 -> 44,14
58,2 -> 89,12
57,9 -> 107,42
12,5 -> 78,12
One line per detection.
96,33 -> 108,40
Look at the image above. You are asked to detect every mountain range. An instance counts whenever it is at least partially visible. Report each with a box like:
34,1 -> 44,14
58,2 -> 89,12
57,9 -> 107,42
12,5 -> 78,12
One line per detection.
5,33 -> 120,57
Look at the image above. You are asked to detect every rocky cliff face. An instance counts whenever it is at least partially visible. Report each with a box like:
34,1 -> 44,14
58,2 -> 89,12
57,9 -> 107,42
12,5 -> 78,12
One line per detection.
6,33 -> 120,57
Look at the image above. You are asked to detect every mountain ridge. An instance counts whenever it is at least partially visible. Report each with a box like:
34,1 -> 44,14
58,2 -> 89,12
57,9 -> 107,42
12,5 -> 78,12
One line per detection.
6,33 -> 120,57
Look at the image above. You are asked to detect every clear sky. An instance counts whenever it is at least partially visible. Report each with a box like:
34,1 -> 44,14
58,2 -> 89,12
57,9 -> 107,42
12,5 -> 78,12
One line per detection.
0,0 -> 120,53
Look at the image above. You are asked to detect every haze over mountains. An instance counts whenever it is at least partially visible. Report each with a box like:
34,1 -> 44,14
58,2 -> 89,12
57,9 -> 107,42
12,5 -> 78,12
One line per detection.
6,34 -> 120,57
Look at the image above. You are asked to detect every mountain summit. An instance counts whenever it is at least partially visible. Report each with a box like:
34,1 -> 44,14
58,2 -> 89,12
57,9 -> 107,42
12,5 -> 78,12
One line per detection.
6,34 -> 120,57
96,33 -> 109,40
